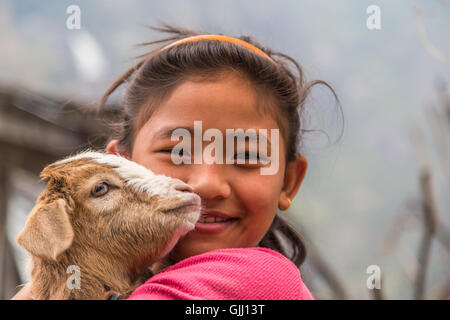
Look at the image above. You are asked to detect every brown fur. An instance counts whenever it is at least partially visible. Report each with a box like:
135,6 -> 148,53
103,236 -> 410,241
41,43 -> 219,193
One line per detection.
17,158 -> 200,299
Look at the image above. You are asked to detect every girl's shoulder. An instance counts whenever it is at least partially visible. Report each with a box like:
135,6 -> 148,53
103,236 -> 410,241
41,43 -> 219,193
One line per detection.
127,247 -> 314,300
166,247 -> 300,277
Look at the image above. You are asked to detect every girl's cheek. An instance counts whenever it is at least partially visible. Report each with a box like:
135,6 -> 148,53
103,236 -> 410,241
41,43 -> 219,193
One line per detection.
237,175 -> 281,213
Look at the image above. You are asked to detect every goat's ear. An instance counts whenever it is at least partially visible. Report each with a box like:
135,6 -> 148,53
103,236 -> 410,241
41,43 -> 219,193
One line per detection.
17,198 -> 74,261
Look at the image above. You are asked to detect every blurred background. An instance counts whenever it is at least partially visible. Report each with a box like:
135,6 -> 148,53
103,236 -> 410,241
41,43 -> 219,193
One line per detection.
0,0 -> 449,299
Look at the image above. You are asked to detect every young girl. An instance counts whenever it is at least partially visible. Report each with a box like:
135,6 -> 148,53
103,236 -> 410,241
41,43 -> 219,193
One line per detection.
14,24 -> 339,300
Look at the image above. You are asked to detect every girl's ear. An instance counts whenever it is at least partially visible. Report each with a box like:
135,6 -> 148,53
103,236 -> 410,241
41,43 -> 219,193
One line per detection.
106,139 -> 130,159
279,154 -> 308,210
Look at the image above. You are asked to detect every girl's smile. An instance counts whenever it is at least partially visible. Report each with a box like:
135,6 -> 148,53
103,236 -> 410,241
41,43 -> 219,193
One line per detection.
195,209 -> 240,233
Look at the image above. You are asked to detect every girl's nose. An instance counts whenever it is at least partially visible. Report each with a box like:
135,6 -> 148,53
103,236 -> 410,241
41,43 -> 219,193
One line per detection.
187,164 -> 231,201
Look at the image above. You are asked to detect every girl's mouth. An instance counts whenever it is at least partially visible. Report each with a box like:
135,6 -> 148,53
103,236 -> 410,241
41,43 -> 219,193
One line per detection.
194,210 -> 239,233
198,216 -> 233,223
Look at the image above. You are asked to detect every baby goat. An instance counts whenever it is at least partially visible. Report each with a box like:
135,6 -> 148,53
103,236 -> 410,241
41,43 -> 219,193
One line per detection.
17,151 -> 201,299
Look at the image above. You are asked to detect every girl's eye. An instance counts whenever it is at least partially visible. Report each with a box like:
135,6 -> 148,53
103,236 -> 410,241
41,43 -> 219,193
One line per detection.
233,152 -> 271,166
234,152 -> 258,161
160,148 -> 190,157
233,152 -> 265,165
91,182 -> 109,197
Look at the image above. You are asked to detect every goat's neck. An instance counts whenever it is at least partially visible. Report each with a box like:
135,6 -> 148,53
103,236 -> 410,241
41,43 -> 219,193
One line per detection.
31,249 -> 145,300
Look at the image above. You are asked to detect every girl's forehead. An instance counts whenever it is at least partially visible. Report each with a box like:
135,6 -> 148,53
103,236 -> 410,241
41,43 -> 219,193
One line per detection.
149,77 -> 279,130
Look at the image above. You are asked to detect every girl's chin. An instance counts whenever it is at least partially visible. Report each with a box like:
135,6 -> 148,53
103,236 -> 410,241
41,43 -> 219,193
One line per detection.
171,236 -> 233,260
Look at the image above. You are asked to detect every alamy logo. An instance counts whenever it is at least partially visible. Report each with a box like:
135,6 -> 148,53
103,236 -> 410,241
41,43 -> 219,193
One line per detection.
66,265 -> 81,290
366,5 -> 381,30
170,121 -> 280,175
366,265 -> 381,290
66,5 -> 81,30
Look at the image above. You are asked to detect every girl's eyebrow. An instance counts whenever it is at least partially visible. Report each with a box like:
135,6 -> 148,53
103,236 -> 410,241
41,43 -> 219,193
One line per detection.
225,133 -> 272,149
154,126 -> 195,140
154,125 -> 273,147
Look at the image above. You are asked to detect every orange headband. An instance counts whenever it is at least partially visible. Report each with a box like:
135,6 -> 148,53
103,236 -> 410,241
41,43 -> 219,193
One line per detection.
160,34 -> 274,63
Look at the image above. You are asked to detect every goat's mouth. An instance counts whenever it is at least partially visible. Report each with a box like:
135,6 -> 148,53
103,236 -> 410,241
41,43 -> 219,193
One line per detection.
163,193 -> 201,214
161,193 -> 202,230
162,196 -> 202,220
164,203 -> 201,215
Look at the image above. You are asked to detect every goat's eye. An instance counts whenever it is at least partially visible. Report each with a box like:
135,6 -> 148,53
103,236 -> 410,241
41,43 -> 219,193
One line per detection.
91,182 -> 109,197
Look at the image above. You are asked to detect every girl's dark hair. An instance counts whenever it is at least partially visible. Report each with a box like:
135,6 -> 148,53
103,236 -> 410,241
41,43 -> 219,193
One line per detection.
99,23 -> 342,267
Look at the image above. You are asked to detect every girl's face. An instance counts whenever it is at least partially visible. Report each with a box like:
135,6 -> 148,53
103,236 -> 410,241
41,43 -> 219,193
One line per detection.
108,72 -> 305,262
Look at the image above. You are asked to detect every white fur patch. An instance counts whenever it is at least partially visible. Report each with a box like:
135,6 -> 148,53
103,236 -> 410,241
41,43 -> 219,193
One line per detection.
53,150 -> 194,200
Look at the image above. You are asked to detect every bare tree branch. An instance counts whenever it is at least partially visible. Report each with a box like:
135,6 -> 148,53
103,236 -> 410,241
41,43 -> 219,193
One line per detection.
414,168 -> 437,299
413,6 -> 450,62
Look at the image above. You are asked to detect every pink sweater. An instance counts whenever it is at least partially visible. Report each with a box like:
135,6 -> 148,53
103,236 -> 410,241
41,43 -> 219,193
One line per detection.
126,247 -> 314,300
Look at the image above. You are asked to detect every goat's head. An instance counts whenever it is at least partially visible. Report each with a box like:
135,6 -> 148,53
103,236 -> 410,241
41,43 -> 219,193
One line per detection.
17,151 -> 201,273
